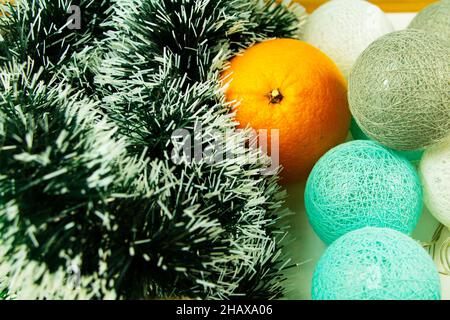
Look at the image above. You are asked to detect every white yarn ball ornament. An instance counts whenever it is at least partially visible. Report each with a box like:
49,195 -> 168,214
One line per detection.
303,0 -> 394,78
420,136 -> 450,228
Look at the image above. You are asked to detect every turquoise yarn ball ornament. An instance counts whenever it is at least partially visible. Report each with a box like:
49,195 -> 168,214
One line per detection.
305,140 -> 423,244
312,227 -> 441,300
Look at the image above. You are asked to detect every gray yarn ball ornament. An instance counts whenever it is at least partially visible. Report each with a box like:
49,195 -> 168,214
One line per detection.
349,29 -> 450,151
409,0 -> 450,48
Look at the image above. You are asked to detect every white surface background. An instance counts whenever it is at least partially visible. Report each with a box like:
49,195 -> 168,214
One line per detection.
282,13 -> 450,300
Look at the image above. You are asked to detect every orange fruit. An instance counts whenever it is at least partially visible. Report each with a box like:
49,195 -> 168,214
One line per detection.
222,38 -> 350,183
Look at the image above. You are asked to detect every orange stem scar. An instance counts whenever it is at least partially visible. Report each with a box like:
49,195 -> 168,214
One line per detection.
269,89 -> 283,104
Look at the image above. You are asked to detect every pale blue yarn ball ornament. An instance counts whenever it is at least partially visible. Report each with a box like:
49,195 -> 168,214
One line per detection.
305,140 -> 423,244
312,227 -> 441,300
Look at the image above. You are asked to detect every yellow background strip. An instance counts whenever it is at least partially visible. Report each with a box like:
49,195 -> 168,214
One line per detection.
294,0 -> 437,13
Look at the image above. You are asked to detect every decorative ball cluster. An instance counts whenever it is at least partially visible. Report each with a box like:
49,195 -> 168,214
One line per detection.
312,227 -> 442,300
349,29 -> 450,151
409,0 -> 450,48
420,136 -> 450,228
303,0 -> 393,78
305,140 -> 423,245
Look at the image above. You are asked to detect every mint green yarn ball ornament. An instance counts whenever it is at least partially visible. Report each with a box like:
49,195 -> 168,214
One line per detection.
351,118 -> 424,162
305,140 -> 423,245
350,117 -> 369,141
349,29 -> 450,151
409,0 -> 450,48
312,227 -> 441,300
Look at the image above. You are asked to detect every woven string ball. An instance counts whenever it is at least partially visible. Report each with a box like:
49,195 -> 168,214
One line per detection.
409,0 -> 450,48
305,140 -> 423,245
303,0 -> 393,78
420,136 -> 450,228
351,118 -> 425,162
349,29 -> 450,151
312,227 -> 441,300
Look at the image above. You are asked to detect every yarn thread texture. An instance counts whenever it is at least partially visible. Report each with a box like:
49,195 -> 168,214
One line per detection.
312,227 -> 442,300
303,0 -> 393,78
349,29 -> 450,151
305,140 -> 423,245
409,0 -> 450,48
350,119 -> 424,162
420,135 -> 450,228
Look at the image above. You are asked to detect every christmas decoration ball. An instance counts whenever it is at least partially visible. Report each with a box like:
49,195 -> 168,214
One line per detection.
349,29 -> 450,151
351,118 -> 424,162
420,136 -> 450,228
409,0 -> 450,47
303,0 -> 393,78
305,140 -> 423,245
312,227 -> 441,300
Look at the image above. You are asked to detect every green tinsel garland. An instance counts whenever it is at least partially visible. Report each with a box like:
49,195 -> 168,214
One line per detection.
0,0 -> 114,95
0,0 -> 305,299
0,281 -> 8,300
